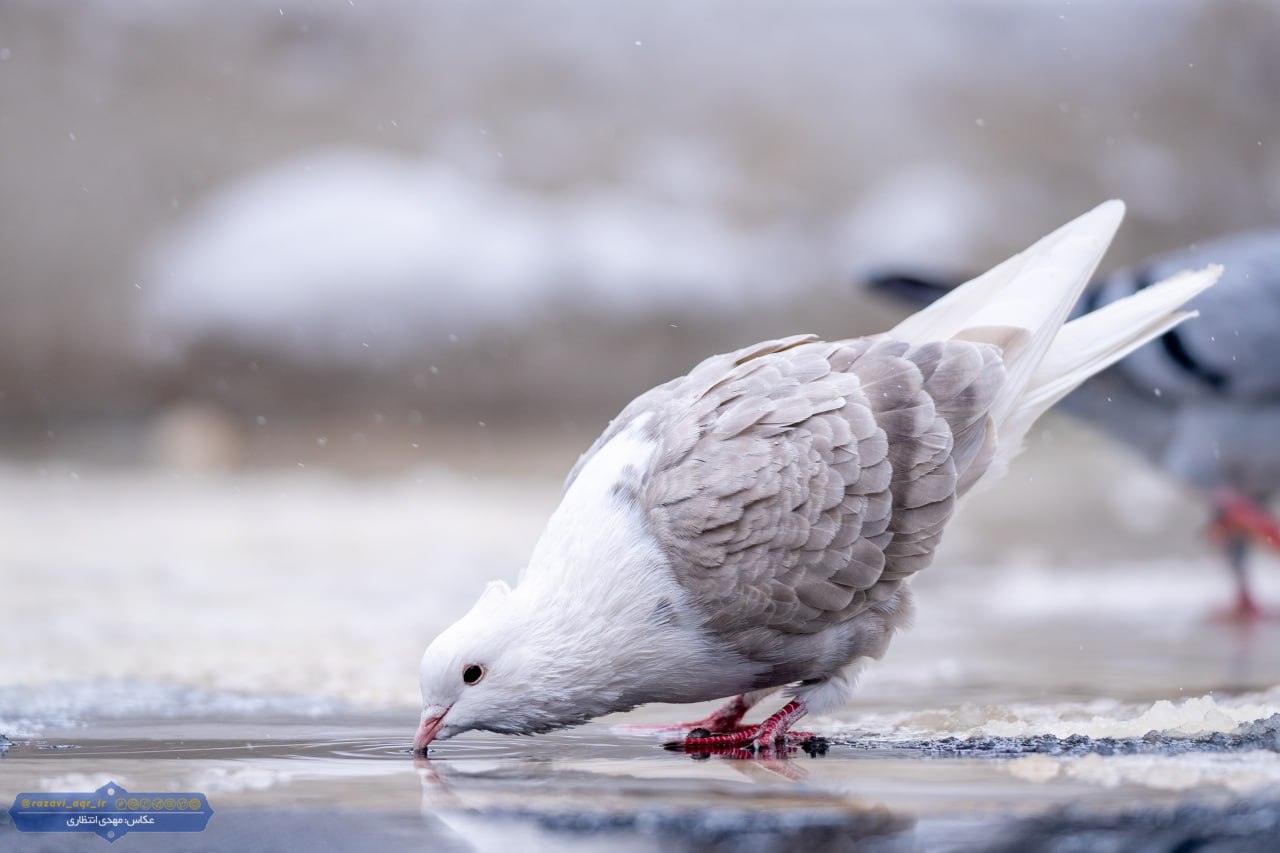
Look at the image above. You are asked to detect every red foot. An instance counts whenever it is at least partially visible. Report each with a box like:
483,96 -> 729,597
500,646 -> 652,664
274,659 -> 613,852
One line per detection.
1209,492 -> 1280,550
667,730 -> 825,758
1210,592 -> 1280,624
1207,492 -> 1278,621
665,699 -> 817,756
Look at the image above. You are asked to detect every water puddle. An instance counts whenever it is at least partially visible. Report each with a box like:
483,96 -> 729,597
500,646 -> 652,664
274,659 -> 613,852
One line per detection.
6,703 -> 1280,852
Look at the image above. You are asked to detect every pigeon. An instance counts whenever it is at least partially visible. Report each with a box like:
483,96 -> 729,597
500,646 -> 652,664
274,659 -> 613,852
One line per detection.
415,201 -> 1219,755
869,229 -> 1279,620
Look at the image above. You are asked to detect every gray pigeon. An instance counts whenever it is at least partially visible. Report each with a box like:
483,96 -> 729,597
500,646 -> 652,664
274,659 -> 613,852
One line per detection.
414,202 -> 1218,755
870,230 -> 1280,619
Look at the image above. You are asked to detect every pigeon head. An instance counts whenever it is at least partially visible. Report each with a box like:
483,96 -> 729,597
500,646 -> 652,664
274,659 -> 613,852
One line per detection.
414,575 -> 632,751
415,579 -> 528,749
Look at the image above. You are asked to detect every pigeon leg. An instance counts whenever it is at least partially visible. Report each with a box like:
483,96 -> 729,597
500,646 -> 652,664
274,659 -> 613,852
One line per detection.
671,699 -> 815,753
1226,537 -> 1262,618
613,691 -> 766,736
1209,534 -> 1268,622
1209,491 -> 1280,550
1208,491 -> 1278,621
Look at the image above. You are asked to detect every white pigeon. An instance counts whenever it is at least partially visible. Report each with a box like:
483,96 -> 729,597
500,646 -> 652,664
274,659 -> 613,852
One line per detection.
415,201 -> 1220,754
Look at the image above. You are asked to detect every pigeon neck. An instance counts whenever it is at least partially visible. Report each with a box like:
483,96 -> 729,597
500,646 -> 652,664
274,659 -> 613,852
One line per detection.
511,417 -> 758,715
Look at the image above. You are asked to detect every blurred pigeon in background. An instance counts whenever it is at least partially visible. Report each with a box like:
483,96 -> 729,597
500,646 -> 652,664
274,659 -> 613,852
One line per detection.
869,230 -> 1280,620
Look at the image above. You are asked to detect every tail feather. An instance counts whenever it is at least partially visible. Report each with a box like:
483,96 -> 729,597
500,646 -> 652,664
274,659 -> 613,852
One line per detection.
1023,265 -> 1221,421
988,265 -> 1221,481
889,200 -> 1222,488
891,200 -> 1125,430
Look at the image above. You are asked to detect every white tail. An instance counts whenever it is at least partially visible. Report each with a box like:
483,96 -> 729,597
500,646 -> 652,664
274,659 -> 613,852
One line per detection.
891,200 -> 1222,484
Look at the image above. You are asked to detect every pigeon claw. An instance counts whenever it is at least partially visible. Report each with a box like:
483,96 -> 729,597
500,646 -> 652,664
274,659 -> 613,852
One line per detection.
663,699 -> 819,758
664,729 -> 822,758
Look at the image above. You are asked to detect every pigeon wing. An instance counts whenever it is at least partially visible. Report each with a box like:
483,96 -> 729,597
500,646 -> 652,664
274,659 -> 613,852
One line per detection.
572,334 -> 1006,669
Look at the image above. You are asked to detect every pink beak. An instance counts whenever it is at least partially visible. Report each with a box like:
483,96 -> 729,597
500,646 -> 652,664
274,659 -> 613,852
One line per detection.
414,708 -> 448,753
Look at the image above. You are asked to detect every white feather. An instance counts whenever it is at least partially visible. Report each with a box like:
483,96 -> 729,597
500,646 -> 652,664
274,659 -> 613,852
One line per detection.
889,200 -> 1221,485
997,264 -> 1222,461
515,417 -> 758,703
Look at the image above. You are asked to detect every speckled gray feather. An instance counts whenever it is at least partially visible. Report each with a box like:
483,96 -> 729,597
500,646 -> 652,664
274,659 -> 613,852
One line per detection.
566,332 -> 1008,680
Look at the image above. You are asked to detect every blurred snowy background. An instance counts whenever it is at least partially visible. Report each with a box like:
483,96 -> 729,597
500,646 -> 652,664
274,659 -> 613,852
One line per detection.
2,0 -> 1279,705
4,0 -> 1278,464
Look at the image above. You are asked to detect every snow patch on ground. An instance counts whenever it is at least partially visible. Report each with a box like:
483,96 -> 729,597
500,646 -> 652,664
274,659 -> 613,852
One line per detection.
840,687 -> 1280,742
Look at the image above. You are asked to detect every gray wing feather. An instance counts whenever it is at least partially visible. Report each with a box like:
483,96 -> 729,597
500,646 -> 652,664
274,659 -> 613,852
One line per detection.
564,334 -> 820,490
574,334 -> 1008,671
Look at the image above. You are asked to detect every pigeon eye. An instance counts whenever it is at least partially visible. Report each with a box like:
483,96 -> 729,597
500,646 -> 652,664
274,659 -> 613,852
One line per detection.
462,664 -> 485,685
